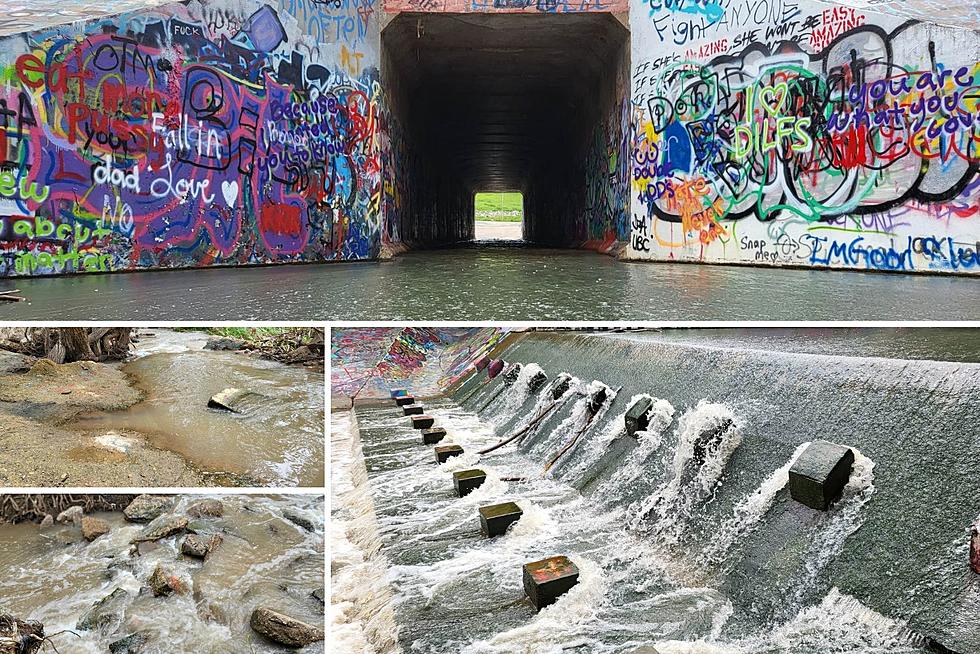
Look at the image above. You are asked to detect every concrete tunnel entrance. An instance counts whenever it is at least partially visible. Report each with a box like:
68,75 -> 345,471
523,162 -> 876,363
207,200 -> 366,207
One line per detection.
381,13 -> 630,248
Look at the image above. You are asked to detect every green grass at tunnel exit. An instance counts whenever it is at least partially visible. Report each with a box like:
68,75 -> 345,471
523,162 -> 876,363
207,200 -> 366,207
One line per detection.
475,192 -> 523,221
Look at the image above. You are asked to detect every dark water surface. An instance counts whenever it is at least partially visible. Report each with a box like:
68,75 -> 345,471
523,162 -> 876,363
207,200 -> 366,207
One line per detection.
2,245 -> 978,320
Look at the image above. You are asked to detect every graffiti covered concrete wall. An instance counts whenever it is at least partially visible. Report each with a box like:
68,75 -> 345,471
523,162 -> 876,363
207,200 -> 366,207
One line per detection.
0,0 -> 383,277
628,0 -> 980,274
331,326 -> 505,399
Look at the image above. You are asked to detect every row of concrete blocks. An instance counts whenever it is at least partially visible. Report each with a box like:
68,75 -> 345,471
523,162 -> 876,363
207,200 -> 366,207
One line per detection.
392,386 -> 577,611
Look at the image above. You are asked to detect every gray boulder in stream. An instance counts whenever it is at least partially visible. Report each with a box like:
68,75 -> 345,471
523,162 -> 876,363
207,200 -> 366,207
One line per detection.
187,499 -> 224,518
123,496 -> 173,523
181,533 -> 223,558
283,510 -> 316,533
204,337 -> 244,351
133,515 -> 188,543
249,608 -> 324,647
108,631 -> 151,654
76,587 -> 128,631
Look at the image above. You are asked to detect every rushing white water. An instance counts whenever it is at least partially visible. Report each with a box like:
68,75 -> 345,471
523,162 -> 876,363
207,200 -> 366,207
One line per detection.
330,410 -> 401,654
335,360 -> 935,654
485,363 -> 545,426
629,401 -> 743,544
782,450 -> 877,614
699,442 -> 812,567
534,380 -> 616,477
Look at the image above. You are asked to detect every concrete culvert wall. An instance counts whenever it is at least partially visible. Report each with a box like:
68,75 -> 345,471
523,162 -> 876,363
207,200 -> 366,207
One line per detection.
381,13 -> 631,248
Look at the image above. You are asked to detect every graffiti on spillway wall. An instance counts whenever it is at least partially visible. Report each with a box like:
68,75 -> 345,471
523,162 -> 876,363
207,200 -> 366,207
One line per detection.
628,0 -> 980,273
0,0 -> 384,277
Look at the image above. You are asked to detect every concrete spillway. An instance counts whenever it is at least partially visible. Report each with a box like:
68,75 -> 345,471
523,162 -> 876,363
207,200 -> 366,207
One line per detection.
332,328 -> 980,653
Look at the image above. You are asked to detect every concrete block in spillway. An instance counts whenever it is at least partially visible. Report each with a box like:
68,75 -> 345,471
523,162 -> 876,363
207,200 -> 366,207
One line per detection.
523,555 -> 579,611
788,440 -> 855,510
395,395 -> 415,406
479,502 -> 522,537
403,405 -> 424,416
208,388 -> 255,413
390,389 -> 407,398
435,445 -> 463,463
625,397 -> 654,437
487,359 -> 505,379
454,469 -> 486,496
411,415 -> 435,429
475,355 -> 490,371
422,428 -> 446,445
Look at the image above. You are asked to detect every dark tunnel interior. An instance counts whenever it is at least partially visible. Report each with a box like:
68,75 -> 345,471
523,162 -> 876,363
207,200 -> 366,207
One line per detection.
382,13 -> 630,248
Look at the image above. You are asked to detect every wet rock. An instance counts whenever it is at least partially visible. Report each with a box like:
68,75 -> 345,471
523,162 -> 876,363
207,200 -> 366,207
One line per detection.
208,388 -> 257,413
249,607 -> 324,647
311,588 -> 325,605
187,499 -> 224,518
76,588 -> 128,631
39,514 -> 54,528
283,510 -> 316,533
81,516 -> 110,542
56,505 -> 83,524
133,515 -> 188,542
123,495 -> 173,523
181,533 -> 223,559
148,565 -> 188,597
204,337 -> 244,351
0,612 -> 44,654
108,631 -> 151,654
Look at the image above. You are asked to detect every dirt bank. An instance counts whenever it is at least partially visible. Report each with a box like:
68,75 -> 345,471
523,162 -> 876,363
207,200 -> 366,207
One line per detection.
0,359 -> 206,487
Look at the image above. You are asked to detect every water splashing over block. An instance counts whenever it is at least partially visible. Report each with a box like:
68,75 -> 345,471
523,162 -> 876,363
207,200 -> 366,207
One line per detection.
390,389 -> 407,398
488,359 -> 505,379
422,428 -> 446,445
453,469 -> 486,496
625,396 -> 655,437
502,363 -> 522,385
411,415 -> 435,429
403,405 -> 424,416
395,396 -> 416,406
479,502 -> 522,536
522,555 -> 579,611
207,388 -> 255,413
789,440 -> 855,510
435,445 -> 463,463
551,374 -> 572,400
528,370 -> 548,393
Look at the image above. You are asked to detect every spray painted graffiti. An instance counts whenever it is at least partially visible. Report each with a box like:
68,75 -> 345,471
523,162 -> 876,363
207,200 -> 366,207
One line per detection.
331,327 -> 505,399
629,0 -> 980,273
382,0 -> 627,14
0,0 -> 384,277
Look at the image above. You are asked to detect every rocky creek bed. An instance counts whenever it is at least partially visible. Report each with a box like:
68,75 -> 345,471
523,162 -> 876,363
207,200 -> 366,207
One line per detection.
0,329 -> 324,487
0,494 -> 325,653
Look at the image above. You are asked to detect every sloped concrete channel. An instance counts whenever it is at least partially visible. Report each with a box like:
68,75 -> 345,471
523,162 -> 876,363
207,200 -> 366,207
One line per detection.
334,329 -> 980,653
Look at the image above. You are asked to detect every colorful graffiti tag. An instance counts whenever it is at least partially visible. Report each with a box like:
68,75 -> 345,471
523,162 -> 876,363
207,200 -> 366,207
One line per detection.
0,0 -> 384,277
629,0 -> 980,273
331,327 -> 505,399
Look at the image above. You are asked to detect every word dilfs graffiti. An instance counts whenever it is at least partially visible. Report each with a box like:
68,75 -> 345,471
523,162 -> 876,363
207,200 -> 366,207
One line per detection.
630,10 -> 980,273
0,1 -> 383,277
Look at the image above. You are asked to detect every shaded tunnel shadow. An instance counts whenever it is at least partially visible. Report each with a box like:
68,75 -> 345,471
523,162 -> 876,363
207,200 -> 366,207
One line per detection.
382,12 -> 630,250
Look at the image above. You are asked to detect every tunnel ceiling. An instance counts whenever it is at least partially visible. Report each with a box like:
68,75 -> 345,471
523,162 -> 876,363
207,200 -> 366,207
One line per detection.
382,13 -> 629,192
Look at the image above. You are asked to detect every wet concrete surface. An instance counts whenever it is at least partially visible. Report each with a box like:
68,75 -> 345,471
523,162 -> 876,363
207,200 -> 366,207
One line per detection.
1,245 -> 978,320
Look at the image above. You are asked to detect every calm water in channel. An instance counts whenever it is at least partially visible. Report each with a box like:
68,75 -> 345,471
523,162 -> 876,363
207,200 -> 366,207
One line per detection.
2,245 -> 978,320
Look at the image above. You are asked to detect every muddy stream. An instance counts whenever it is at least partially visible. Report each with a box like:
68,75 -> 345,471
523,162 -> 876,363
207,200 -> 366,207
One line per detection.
70,330 -> 324,487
